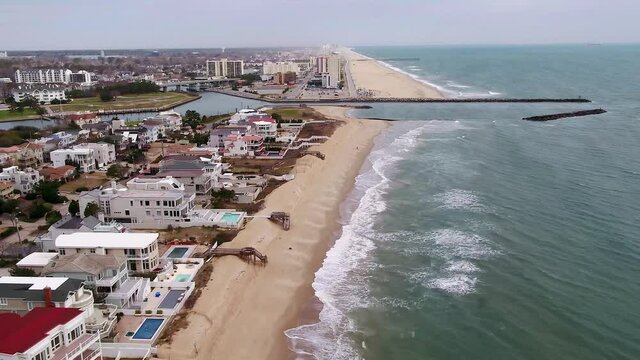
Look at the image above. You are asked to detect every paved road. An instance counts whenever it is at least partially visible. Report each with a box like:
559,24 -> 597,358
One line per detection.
284,71 -> 316,100
343,54 -> 357,98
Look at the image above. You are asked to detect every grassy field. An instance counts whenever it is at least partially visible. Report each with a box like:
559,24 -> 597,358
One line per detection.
0,108 -> 41,122
267,107 -> 320,119
59,173 -> 108,193
54,92 -> 197,113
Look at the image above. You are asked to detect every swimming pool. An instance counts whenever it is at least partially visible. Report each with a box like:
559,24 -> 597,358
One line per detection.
221,212 -> 242,223
166,246 -> 189,258
132,318 -> 164,340
175,274 -> 191,282
159,289 -> 185,309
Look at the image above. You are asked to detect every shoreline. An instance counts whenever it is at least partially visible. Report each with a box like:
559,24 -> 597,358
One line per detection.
158,106 -> 388,360
343,48 -> 445,99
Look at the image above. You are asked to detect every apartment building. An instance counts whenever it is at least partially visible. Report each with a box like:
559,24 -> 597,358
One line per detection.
43,253 -> 150,309
11,84 -> 67,104
72,142 -> 115,169
15,69 -> 66,84
0,277 -> 94,315
206,58 -> 244,78
55,232 -> 160,272
51,148 -> 95,173
0,166 -> 41,194
262,61 -> 301,75
79,177 -> 196,226
0,307 -> 102,360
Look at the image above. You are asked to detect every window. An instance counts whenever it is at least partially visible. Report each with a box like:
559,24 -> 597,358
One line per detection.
156,201 -> 160,206
142,260 -> 149,270
87,275 -> 94,282
0,298 -> 7,306
164,211 -> 168,216
59,249 -> 66,255
163,201 -> 168,206
125,210 -> 130,216
90,248 -> 96,253
51,333 -> 62,351
33,349 -> 48,360
146,210 -> 151,216
27,301 -> 34,310
145,201 -> 149,206
130,201 -> 133,206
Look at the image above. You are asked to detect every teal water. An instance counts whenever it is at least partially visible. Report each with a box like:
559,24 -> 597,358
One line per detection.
286,45 -> 640,359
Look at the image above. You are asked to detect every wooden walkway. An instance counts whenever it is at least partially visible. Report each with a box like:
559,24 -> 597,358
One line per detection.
210,247 -> 268,265
269,212 -> 290,230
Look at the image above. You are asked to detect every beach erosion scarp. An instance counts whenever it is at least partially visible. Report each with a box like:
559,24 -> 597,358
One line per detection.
157,106 -> 388,360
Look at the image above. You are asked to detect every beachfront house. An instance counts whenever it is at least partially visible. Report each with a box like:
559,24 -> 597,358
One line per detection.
79,177 -> 197,226
35,215 -> 126,252
54,232 -> 160,273
223,134 -> 264,157
0,277 -> 94,315
42,253 -> 150,309
0,307 -> 102,360
50,148 -> 95,173
156,156 -> 223,195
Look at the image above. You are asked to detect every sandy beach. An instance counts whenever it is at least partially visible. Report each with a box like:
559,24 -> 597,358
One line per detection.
158,107 -> 388,360
344,48 -> 444,99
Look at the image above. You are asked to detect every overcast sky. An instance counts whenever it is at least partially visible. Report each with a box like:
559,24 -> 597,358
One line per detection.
1,0 -> 638,50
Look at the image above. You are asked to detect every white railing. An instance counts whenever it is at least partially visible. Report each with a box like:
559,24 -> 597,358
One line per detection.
54,333 -> 100,360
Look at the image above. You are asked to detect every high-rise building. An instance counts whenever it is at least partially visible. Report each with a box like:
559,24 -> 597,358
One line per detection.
262,61 -> 301,75
317,54 -> 341,88
14,69 -> 91,85
206,59 -> 244,78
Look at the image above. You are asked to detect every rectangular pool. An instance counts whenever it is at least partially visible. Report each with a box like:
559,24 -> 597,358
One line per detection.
132,318 -> 164,340
159,289 -> 185,309
166,246 -> 189,258
221,212 -> 242,224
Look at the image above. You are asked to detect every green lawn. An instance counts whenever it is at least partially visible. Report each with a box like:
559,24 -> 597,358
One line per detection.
267,108 -> 315,119
0,108 -> 41,122
54,92 -> 197,113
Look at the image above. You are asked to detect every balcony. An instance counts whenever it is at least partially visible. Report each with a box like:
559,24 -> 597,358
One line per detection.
94,268 -> 128,288
70,289 -> 94,310
51,332 -> 100,360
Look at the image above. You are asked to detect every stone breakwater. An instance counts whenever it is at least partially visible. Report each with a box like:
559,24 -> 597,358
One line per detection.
523,108 -> 606,121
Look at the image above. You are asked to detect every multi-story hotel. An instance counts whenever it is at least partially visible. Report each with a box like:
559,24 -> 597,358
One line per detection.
206,58 -> 244,78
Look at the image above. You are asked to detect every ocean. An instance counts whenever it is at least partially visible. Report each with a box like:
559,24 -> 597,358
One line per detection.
285,45 -> 640,359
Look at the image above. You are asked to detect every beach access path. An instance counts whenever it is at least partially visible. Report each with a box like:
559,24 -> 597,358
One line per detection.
157,107 -> 388,360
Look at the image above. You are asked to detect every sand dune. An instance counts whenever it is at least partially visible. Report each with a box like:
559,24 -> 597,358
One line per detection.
158,107 -> 387,360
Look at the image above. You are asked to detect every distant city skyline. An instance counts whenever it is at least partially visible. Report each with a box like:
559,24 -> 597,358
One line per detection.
0,0 -> 638,51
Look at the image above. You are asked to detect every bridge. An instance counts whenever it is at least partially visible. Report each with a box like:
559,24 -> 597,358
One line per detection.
156,78 -> 237,92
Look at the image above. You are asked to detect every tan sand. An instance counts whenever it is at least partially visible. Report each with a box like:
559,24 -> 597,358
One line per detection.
158,107 -> 388,360
343,48 -> 444,99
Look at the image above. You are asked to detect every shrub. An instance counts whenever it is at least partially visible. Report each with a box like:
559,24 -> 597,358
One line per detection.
134,309 -> 141,314
0,227 -> 17,239
157,310 -> 163,315
145,310 -> 152,315
75,186 -> 89,192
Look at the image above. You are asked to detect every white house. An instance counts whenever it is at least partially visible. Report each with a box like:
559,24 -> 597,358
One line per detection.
142,119 -> 165,142
156,110 -> 183,130
55,232 -> 160,273
79,178 -> 196,227
223,134 -> 264,157
247,116 -> 277,138
36,131 -> 78,148
0,307 -> 102,360
0,166 -> 41,194
35,215 -> 126,252
73,142 -> 115,169
51,148 -> 95,173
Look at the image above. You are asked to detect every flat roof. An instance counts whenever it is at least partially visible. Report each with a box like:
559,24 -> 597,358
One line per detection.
0,276 -> 69,290
55,232 -> 159,249
16,252 -> 58,267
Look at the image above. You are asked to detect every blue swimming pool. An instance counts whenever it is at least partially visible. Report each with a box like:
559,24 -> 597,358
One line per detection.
221,212 -> 242,223
159,289 -> 184,309
166,246 -> 189,258
175,274 -> 191,282
132,318 -> 164,340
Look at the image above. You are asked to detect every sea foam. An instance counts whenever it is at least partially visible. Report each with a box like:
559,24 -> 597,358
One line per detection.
285,124 -> 428,360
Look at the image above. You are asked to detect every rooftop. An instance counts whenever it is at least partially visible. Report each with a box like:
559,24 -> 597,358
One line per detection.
55,232 -> 159,249
0,276 -> 69,290
0,307 -> 83,355
43,253 -> 125,276
16,252 -> 59,268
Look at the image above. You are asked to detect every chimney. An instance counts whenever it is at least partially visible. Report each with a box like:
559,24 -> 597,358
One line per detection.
111,180 -> 117,193
43,286 -> 54,307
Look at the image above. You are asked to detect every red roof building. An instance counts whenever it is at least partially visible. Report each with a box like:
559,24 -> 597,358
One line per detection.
0,307 -> 86,356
